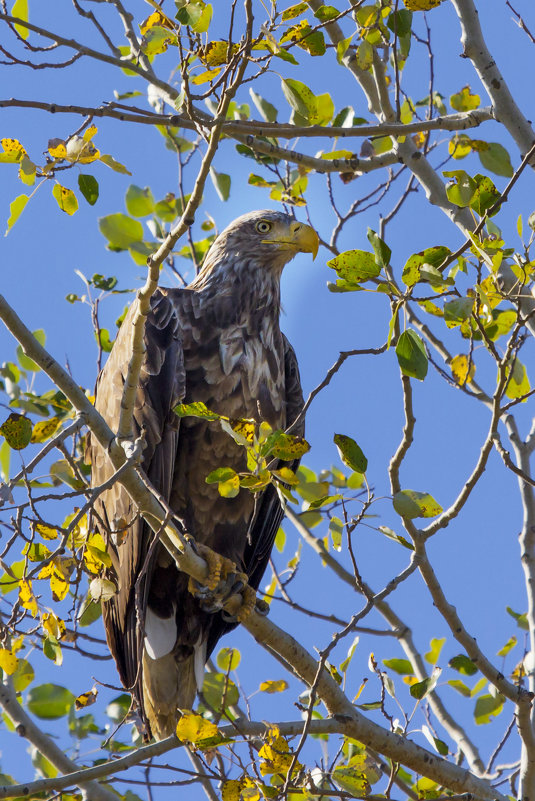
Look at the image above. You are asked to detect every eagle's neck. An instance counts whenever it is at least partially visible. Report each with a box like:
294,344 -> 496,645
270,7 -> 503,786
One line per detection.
190,254 -> 282,322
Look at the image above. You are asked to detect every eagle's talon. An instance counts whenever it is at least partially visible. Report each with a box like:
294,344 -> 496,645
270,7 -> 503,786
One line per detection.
255,598 -> 270,616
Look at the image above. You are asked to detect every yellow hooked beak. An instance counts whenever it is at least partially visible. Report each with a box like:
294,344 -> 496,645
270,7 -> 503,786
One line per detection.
262,220 -> 319,260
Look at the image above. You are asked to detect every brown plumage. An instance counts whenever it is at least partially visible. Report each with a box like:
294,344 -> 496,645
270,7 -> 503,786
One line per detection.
90,210 -> 318,739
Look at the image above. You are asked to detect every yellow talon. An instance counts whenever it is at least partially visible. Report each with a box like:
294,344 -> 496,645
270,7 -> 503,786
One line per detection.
236,585 -> 257,623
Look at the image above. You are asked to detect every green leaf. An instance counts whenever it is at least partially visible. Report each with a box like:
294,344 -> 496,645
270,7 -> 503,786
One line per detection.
444,297 -> 473,328
395,330 -> 428,380
0,413 -> 32,449
202,671 -> 239,710
174,402 -> 220,421
401,246 -> 451,287
210,168 -> 231,201
382,658 -> 414,675
449,654 -> 478,675
5,193 -> 29,235
125,184 -> 155,217
444,170 -> 476,207
474,693 -> 504,725
333,433 -> 367,473
478,142 -> 514,178
99,213 -> 143,250
470,174 -> 500,216
27,684 -> 75,719
393,489 -> 442,519
249,89 -> 277,123
506,606 -> 529,630
99,153 -> 132,174
410,667 -> 441,700
314,5 -> 341,22
367,228 -> 391,269
327,249 -> 380,283
78,174 -> 99,205
16,328 -> 45,372
387,8 -> 412,36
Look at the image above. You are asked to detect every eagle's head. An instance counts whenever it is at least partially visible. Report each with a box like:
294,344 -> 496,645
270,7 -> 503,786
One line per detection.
193,210 -> 319,288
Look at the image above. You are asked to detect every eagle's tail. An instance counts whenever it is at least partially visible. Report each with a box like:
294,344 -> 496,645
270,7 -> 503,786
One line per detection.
141,646 -> 203,740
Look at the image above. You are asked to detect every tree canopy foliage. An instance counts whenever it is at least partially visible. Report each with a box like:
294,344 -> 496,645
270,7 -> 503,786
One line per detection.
1,0 -> 535,800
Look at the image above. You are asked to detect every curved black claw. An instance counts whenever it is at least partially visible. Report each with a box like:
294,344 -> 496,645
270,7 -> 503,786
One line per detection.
255,599 -> 270,616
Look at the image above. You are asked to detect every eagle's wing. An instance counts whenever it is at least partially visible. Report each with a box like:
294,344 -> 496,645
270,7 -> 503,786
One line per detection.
206,335 -> 304,658
90,290 -> 185,711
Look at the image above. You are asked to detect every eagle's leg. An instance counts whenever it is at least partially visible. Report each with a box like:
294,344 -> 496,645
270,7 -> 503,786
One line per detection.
187,542 -> 238,592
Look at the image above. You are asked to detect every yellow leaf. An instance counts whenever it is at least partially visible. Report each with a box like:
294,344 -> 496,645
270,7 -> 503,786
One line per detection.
192,67 -> 221,85
140,9 -> 175,34
176,711 -> 219,743
450,354 -> 475,386
83,124 -> 98,142
89,576 -> 116,601
11,0 -> 29,39
0,648 -> 19,674
30,416 -> 62,444
19,579 -> 38,616
52,184 -> 78,216
231,419 -> 255,443
5,193 -> 29,234
450,85 -> 480,112
449,134 -> 472,159
0,138 -> 27,163
259,735 -> 301,776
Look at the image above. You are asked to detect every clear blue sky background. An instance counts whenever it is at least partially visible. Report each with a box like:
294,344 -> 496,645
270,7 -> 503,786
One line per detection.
1,0 -> 534,797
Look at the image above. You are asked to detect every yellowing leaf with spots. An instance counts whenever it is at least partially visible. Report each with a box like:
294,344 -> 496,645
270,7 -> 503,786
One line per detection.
0,413 -> 32,449
259,735 -> 300,776
84,533 -> 112,573
18,156 -> 36,186
19,579 -> 38,616
221,779 -> 243,801
140,9 -> 175,33
35,523 -> 58,540
259,679 -> 289,693
50,572 -> 70,602
0,648 -> 19,674
393,489 -> 442,519
75,687 -> 98,709
48,141 -> 67,160
202,40 -> 239,66
0,138 -> 27,163
403,0 -> 444,8
231,419 -> 255,444
450,354 -> 475,386
270,433 -> 310,461
52,184 -> 78,216
30,416 -> 62,444
42,612 -> 66,640
176,711 -> 219,743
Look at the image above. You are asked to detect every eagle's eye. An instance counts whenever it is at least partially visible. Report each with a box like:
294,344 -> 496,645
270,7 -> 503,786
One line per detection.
256,220 -> 272,234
